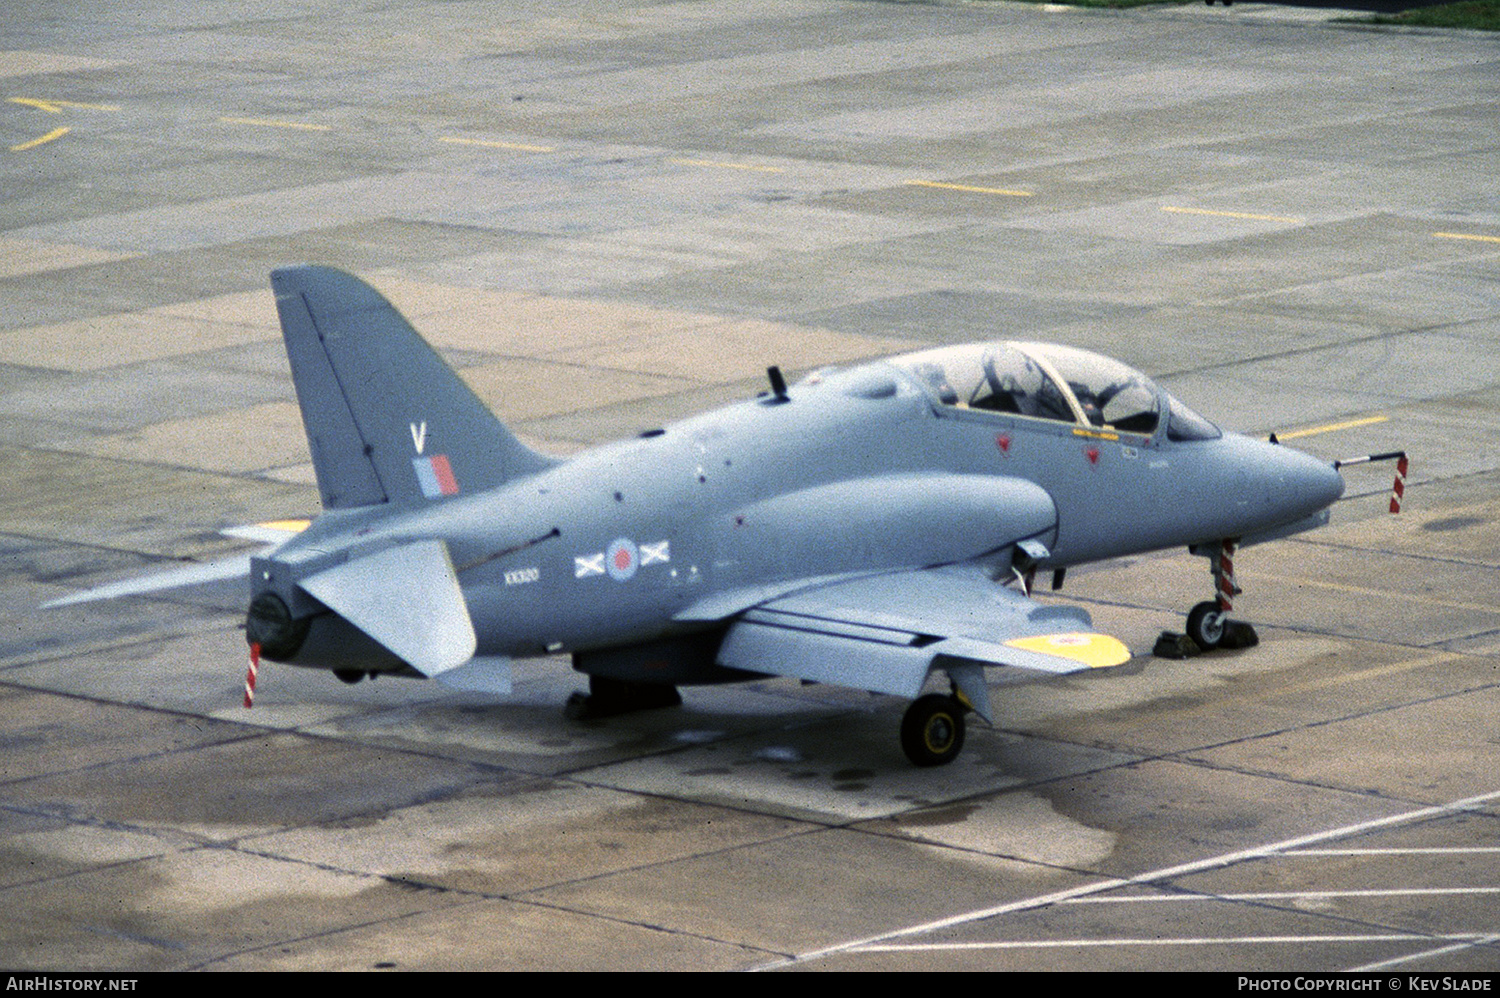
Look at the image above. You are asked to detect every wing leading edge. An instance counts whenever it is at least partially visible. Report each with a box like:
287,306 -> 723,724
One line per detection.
716,566 -> 1130,722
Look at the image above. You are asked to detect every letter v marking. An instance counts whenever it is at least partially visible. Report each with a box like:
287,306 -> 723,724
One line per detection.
410,421 -> 427,454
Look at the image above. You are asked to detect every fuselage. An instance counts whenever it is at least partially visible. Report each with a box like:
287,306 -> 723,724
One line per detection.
258,344 -> 1344,669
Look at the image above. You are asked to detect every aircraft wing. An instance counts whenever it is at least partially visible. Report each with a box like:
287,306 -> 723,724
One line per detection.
715,566 -> 1129,722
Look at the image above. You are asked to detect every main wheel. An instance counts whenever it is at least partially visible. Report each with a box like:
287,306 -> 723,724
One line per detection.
900,694 -> 966,767
1187,601 -> 1227,649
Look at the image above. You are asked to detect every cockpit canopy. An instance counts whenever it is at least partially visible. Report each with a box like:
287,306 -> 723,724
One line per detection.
889,341 -> 1219,441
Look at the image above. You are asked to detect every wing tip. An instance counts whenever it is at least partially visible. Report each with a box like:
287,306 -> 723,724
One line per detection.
1005,632 -> 1132,669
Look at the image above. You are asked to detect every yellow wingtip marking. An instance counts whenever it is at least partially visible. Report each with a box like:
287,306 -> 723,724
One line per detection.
1006,633 -> 1131,669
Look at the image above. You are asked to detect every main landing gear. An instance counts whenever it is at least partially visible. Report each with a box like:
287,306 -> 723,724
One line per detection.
565,675 -> 683,720
900,692 -> 968,767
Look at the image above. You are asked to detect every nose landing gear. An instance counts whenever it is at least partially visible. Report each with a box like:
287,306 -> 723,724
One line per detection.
1157,540 -> 1258,657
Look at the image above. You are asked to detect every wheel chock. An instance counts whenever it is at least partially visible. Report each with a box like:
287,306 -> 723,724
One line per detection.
1219,619 -> 1259,649
1153,631 -> 1201,659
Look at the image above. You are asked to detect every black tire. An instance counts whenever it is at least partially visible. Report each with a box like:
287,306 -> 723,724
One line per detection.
900,694 -> 966,767
1187,601 -> 1226,649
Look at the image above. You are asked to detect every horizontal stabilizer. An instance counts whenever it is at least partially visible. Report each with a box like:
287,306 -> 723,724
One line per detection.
297,540 -> 476,677
42,555 -> 252,609
220,520 -> 310,545
43,520 -> 309,609
434,655 -> 513,695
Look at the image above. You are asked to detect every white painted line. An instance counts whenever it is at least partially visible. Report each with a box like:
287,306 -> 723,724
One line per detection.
757,786 -> 1500,970
1066,886 -> 1500,904
1350,933 -> 1500,972
1287,847 -> 1500,856
855,933 -> 1491,953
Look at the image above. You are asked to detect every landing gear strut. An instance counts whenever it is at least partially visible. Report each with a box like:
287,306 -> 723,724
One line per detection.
1184,539 -> 1256,651
900,693 -> 967,767
565,675 -> 683,720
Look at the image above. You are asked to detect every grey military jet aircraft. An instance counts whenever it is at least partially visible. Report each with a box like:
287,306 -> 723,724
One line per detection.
50,266 -> 1350,766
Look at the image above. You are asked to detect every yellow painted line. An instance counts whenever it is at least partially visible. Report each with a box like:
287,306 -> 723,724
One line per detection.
10,126 -> 70,151
9,97 -> 121,113
1434,231 -> 1500,245
905,179 -> 1033,197
219,116 -> 332,132
9,97 -> 62,113
1092,647 -> 1462,731
1270,651 -> 1459,698
8,97 -> 120,112
1162,205 -> 1303,224
1111,654 -> 1458,726
669,157 -> 783,174
1276,415 -> 1388,441
1261,574 -> 1498,615
52,99 -> 120,111
440,136 -> 555,153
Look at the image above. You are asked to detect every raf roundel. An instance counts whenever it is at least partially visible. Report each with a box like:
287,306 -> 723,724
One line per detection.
606,538 -> 639,581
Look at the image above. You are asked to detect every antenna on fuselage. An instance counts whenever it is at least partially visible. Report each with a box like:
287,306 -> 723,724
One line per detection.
766,365 -> 790,404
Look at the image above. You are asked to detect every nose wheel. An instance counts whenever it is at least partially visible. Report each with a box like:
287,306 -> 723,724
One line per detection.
1187,601 -> 1227,649
900,693 -> 967,767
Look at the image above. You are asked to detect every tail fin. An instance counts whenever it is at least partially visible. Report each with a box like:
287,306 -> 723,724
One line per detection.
271,265 -> 557,510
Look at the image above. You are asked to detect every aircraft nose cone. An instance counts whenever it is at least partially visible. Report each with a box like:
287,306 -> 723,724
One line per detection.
1283,447 -> 1345,515
1318,459 -> 1346,507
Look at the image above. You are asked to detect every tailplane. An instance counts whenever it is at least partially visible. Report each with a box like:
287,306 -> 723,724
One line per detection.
271,266 -> 557,510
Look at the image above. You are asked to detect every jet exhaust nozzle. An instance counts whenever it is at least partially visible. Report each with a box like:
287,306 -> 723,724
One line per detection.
245,592 -> 311,660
